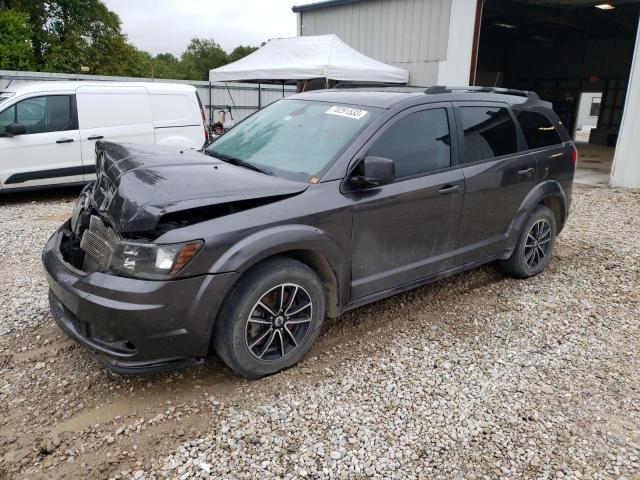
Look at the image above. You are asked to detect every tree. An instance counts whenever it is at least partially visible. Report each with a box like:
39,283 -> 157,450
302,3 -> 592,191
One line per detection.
227,45 -> 259,63
0,8 -> 35,70
150,52 -> 184,79
180,37 -> 228,81
3,0 -> 143,75
1,1 -> 264,80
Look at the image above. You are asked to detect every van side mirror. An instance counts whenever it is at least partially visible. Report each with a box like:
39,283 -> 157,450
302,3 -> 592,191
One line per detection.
350,156 -> 395,188
5,122 -> 26,136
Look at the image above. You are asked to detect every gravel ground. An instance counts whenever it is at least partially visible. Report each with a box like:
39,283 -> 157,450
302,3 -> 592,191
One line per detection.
0,184 -> 638,480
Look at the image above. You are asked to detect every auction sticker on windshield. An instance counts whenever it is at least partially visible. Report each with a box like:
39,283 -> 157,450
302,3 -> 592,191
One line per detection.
325,106 -> 368,120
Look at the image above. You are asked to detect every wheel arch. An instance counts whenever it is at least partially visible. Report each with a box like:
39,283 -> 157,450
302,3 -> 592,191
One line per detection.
507,180 -> 568,250
538,194 -> 566,233
210,224 -> 349,318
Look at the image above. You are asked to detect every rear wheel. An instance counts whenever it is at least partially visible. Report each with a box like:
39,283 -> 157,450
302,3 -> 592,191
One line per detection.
500,205 -> 557,278
213,257 -> 325,378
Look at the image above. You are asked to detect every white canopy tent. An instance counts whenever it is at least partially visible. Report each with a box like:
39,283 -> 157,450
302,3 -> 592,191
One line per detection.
209,34 -> 409,84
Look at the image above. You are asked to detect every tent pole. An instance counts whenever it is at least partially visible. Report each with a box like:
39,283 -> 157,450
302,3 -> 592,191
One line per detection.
282,80 -> 285,98
258,82 -> 261,109
208,81 -> 212,127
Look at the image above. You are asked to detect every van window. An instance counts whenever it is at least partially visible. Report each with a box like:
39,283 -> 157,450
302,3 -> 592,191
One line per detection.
151,94 -> 193,126
515,110 -> 563,149
77,91 -> 152,129
368,108 -> 451,178
459,106 -> 518,163
0,95 -> 74,134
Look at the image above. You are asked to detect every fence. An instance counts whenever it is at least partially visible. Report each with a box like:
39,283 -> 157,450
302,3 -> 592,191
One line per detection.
0,70 -> 297,125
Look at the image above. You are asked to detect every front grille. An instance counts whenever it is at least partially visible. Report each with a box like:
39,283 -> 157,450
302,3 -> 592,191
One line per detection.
80,215 -> 120,271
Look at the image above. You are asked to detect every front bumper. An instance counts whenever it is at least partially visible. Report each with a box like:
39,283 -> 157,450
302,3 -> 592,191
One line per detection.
42,223 -> 239,374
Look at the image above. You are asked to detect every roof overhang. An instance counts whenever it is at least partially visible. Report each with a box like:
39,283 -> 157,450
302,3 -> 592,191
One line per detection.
292,0 -> 365,13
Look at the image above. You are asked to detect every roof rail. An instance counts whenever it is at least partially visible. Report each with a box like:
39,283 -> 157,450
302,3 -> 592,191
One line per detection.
333,82 -> 409,89
424,85 -> 538,98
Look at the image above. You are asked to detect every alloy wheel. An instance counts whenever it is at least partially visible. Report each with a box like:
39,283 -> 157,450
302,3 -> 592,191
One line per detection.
524,219 -> 552,268
245,283 -> 313,361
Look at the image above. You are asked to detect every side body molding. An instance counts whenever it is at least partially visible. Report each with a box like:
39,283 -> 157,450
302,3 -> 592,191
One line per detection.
210,224 -> 350,311
505,179 -> 568,251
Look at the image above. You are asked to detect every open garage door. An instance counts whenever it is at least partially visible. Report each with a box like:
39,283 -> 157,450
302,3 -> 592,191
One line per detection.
474,0 -> 640,186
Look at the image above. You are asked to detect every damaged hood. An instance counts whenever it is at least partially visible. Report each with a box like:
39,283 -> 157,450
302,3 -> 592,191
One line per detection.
91,142 -> 309,233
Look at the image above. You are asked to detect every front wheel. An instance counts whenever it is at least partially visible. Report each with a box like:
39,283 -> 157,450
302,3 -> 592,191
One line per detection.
213,257 -> 326,379
500,205 -> 557,278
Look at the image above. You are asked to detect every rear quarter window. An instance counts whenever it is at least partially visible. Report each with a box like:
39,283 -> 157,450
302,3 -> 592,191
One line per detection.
515,110 -> 563,149
458,106 -> 518,163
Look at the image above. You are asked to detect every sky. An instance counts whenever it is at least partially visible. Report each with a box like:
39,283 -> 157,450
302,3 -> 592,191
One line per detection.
102,0 -> 314,56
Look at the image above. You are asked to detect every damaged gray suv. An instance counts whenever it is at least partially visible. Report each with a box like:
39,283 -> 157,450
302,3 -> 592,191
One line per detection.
43,87 -> 576,378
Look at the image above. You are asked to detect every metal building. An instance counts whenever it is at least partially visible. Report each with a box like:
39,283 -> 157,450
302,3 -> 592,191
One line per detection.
293,0 -> 640,188
294,0 -> 477,86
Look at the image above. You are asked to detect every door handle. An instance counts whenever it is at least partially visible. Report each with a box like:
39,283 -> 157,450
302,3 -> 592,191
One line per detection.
518,167 -> 535,177
56,138 -> 74,144
87,135 -> 104,140
438,184 -> 461,195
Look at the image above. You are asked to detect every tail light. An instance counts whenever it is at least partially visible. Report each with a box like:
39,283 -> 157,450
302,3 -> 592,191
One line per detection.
200,106 -> 209,143
570,143 -> 578,167
195,92 -> 209,143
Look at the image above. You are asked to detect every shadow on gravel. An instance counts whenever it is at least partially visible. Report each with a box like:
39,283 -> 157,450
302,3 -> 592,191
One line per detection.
65,262 -> 508,386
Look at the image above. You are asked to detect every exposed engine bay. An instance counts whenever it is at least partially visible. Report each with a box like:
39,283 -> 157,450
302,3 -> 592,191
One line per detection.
56,141 -> 308,274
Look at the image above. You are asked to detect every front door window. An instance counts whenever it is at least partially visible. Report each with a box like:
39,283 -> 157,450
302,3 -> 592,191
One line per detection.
0,95 -> 74,134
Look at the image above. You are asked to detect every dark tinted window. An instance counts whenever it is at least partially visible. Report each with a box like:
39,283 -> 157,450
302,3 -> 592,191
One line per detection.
368,108 -> 451,178
0,95 -> 73,135
459,106 -> 518,163
589,97 -> 601,117
515,110 -> 563,149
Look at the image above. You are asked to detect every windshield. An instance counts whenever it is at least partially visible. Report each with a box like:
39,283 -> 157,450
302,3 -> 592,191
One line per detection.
205,99 -> 382,181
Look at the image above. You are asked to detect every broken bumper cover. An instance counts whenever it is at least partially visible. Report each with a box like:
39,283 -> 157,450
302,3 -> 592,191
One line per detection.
42,225 -> 239,374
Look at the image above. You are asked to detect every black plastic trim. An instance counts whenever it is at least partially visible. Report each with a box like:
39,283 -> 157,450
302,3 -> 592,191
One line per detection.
342,251 -> 507,313
5,165 -> 85,184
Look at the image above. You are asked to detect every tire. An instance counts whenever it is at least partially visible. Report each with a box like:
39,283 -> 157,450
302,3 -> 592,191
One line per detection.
213,257 -> 326,379
500,205 -> 557,278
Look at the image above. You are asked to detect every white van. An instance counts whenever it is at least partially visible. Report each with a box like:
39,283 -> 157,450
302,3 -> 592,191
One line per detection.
0,82 -> 209,191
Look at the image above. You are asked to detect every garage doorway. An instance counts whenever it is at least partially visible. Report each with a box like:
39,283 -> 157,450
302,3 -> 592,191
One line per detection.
474,0 -> 640,186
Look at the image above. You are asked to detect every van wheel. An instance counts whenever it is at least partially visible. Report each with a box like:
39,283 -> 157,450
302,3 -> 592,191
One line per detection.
500,205 -> 557,278
213,257 -> 326,379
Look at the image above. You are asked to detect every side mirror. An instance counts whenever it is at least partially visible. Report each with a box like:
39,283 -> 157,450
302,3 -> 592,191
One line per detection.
351,156 -> 395,188
5,122 -> 26,136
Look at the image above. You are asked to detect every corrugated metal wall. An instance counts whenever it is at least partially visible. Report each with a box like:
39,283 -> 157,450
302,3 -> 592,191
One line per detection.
0,70 -> 296,124
299,0 -> 452,86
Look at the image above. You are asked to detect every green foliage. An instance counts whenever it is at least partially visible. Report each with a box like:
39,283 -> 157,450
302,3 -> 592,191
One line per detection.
180,38 -> 228,81
0,1 -> 261,80
0,8 -> 35,70
228,45 -> 259,64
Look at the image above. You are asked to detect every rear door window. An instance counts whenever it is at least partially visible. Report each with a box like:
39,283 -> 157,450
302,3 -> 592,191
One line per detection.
458,106 -> 518,163
515,110 -> 563,149
367,108 -> 451,178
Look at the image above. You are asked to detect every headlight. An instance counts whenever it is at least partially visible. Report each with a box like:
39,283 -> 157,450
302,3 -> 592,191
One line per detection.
109,240 -> 203,280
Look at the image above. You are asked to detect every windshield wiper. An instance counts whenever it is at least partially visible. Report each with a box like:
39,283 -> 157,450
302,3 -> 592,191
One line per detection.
210,152 -> 273,175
